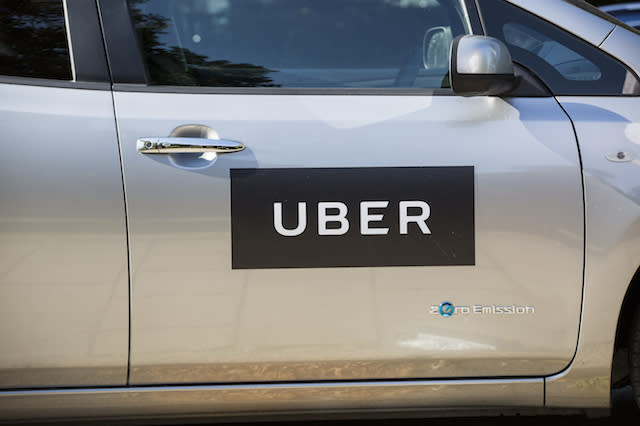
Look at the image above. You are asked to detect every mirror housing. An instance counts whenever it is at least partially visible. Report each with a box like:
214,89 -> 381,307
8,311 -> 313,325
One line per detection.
450,35 -> 519,97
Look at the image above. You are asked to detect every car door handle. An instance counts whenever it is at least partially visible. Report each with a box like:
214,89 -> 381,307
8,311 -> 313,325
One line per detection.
136,137 -> 245,154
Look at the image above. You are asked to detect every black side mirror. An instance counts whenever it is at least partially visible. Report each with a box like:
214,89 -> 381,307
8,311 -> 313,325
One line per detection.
450,35 -> 519,96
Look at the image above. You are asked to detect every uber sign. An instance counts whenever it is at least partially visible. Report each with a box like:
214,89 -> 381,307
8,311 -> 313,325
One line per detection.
231,167 -> 474,269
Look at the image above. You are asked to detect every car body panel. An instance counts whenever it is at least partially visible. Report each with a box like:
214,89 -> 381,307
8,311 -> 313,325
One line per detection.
113,92 -> 584,384
600,26 -> 640,77
0,83 -> 129,388
546,97 -> 640,407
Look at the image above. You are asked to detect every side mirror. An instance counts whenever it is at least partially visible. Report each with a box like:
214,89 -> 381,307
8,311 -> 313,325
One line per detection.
450,35 -> 519,97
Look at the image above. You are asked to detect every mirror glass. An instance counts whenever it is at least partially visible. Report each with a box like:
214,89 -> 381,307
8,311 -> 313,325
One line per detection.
423,26 -> 453,70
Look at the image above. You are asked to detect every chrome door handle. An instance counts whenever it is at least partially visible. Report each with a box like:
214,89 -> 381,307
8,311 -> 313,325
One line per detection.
136,137 -> 245,154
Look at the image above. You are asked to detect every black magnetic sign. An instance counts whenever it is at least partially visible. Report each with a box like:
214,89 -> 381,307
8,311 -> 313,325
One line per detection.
231,167 -> 474,269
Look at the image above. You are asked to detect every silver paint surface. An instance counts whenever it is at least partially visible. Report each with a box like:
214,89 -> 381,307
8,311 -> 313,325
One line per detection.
113,92 -> 584,384
0,84 -> 129,388
546,96 -> 640,407
599,26 -> 640,77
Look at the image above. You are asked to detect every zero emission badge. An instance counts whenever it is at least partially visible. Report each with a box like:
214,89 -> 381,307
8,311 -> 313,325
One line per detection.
230,166 -> 475,269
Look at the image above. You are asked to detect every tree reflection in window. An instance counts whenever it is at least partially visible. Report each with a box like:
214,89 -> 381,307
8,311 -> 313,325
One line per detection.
129,0 -> 279,87
0,0 -> 71,80
127,0 -> 470,88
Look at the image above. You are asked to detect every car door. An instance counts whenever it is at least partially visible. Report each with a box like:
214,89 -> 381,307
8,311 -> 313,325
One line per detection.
0,0 -> 128,388
100,0 -> 584,385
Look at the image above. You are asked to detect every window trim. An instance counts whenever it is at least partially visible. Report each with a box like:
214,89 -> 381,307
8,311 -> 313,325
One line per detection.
66,0 -> 111,83
0,75 -> 110,90
62,0 -> 76,81
97,0 -> 146,85
111,84 -> 455,96
100,0 -> 483,95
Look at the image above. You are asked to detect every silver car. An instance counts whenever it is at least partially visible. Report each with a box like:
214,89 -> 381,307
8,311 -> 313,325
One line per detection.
1,0 -> 640,422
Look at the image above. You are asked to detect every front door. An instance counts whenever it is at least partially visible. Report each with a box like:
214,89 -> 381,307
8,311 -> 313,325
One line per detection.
107,0 -> 584,384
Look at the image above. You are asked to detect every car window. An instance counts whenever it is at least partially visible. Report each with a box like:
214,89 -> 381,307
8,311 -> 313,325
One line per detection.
127,0 -> 471,89
478,0 -> 638,95
502,22 -> 601,81
0,0 -> 72,80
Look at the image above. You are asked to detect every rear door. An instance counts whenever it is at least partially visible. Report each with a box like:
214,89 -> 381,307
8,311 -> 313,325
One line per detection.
0,0 -> 128,388
101,0 -> 584,385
